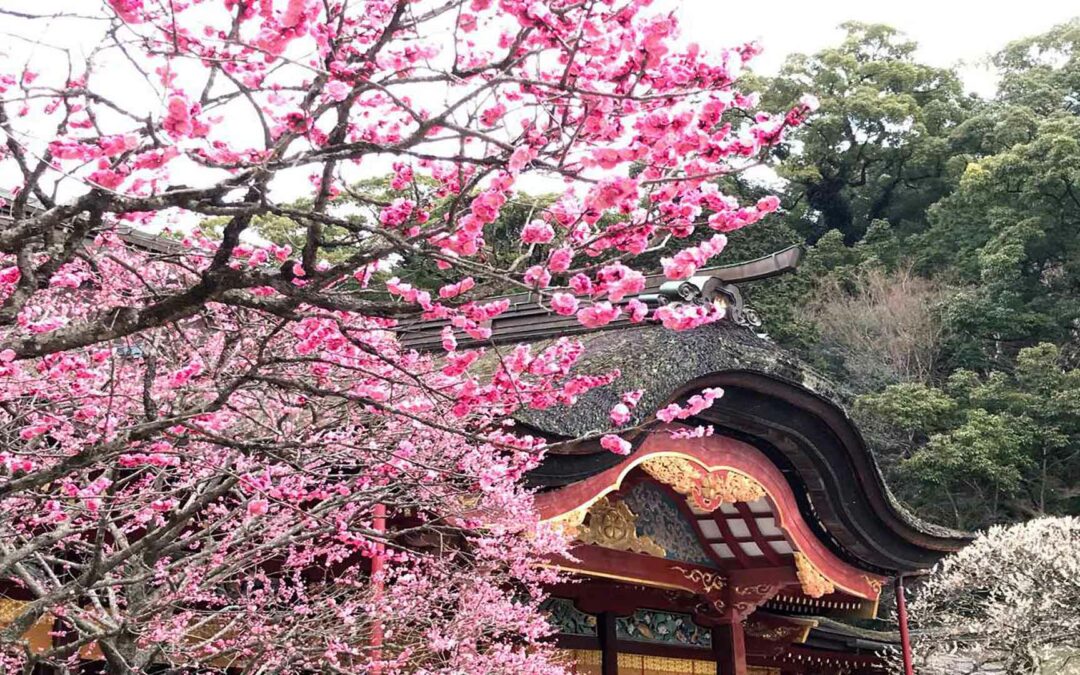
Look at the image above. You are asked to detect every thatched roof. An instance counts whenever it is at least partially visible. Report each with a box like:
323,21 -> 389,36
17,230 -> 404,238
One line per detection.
495,316 -> 972,574
513,320 -> 842,439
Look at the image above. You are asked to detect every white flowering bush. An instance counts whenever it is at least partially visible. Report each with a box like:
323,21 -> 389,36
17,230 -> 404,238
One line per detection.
901,517 -> 1080,674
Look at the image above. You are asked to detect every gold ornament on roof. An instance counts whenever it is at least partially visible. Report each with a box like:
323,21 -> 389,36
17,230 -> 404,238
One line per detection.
794,552 -> 836,599
577,497 -> 666,558
640,456 -> 766,511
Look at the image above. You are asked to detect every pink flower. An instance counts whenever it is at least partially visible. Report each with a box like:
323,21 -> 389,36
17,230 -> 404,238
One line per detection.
576,302 -> 621,328
508,145 -> 536,173
654,302 -> 725,331
326,80 -> 350,102
0,266 -> 21,284
656,387 -> 724,423
163,95 -> 193,138
523,265 -> 551,288
589,176 -> 639,212
440,325 -> 457,352
569,273 -> 593,295
480,103 -> 505,127
547,247 -> 573,273
521,219 -> 554,245
756,195 -> 780,213
661,234 -> 728,279
627,299 -> 649,323
609,403 -> 631,425
99,134 -> 139,156
379,198 -> 415,227
247,499 -> 270,516
600,434 -> 632,455
107,0 -> 144,22
550,292 -> 579,316
597,263 -> 645,302
438,277 -> 475,299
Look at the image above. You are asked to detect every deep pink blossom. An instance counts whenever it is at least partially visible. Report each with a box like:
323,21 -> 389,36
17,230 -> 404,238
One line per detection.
521,219 -> 555,244
576,302 -> 621,328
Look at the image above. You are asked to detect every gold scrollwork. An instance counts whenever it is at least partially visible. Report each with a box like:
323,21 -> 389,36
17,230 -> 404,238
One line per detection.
696,471 -> 767,509
640,456 -> 701,495
672,565 -> 726,595
733,584 -> 776,597
577,498 -> 666,558
640,456 -> 766,511
794,552 -> 836,599
862,574 -> 884,597
547,504 -> 589,538
745,621 -> 799,642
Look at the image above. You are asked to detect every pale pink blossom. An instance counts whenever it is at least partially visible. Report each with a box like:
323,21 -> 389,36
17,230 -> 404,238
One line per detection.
550,292 -> 579,316
600,434 -> 632,455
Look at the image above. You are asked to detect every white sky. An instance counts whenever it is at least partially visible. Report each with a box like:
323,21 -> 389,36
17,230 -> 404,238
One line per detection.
1,1 -> 1076,212
668,0 -> 1079,97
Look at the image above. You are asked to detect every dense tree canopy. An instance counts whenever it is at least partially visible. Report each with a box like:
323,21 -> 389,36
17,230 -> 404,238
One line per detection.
732,18 -> 1080,531
760,22 -> 973,245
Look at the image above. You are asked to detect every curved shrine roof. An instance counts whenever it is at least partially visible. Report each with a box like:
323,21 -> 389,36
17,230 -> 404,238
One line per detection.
399,254 -> 972,575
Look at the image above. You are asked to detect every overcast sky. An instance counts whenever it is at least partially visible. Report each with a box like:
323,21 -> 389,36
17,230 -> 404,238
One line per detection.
668,1 -> 1078,97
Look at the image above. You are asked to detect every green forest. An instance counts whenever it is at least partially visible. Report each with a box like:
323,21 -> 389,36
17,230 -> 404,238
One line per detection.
226,19 -> 1080,533
727,20 -> 1080,531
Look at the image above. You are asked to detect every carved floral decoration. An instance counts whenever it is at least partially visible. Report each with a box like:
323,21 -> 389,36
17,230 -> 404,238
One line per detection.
577,497 -> 666,557
640,456 -> 766,511
794,552 -> 836,598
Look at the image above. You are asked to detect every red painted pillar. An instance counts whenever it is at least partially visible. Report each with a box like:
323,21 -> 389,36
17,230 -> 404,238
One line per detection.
895,575 -> 915,675
713,620 -> 747,675
598,612 -> 618,675
370,504 -> 387,675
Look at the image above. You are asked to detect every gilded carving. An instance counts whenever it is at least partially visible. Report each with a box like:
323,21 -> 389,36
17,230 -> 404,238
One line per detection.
671,565 -> 726,595
794,552 -> 836,598
640,456 -> 700,495
640,456 -> 767,511
745,621 -> 799,642
862,575 -> 884,597
733,584 -> 777,597
548,504 -> 589,538
578,498 -> 666,557
696,470 -> 767,510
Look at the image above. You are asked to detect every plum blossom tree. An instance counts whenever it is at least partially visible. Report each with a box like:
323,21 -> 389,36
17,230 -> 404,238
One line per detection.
901,517 -> 1080,675
0,0 -> 813,672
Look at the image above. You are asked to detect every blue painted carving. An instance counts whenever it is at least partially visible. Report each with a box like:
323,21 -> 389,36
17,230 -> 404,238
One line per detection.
542,597 -> 597,636
616,608 -> 712,647
622,481 -> 715,567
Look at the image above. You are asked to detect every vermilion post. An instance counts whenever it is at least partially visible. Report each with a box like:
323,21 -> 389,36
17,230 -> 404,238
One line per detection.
370,503 -> 387,675
895,574 -> 915,675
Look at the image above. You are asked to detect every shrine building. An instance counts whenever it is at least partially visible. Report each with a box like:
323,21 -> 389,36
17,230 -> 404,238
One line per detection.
404,246 -> 973,675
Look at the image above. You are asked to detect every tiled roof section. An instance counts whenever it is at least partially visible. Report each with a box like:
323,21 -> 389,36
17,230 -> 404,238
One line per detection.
398,246 -> 802,351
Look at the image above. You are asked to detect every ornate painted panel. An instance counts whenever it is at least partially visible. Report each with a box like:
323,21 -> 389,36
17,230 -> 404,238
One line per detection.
621,481 -> 715,567
615,608 -> 711,648
542,597 -> 598,637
